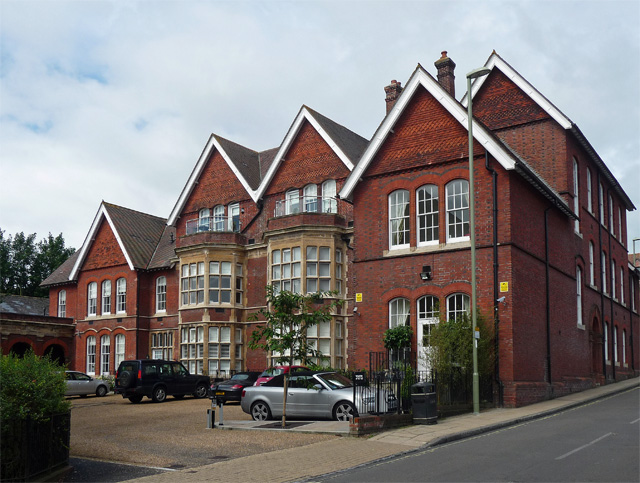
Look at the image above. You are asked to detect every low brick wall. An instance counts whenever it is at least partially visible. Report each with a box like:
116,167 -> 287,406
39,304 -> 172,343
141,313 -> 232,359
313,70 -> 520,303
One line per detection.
349,413 -> 413,436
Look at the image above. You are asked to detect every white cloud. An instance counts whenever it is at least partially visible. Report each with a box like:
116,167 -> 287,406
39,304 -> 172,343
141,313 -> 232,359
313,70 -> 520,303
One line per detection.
1,0 -> 638,250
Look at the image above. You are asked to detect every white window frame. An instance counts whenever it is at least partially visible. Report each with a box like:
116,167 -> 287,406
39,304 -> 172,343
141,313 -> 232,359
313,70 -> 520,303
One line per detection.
156,276 -> 167,312
101,335 -> 110,375
601,252 -> 607,294
446,180 -> 470,243
389,189 -> 410,249
86,335 -> 96,374
608,194 -> 614,236
613,325 -> 618,364
604,322 -> 609,361
198,208 -> 210,232
622,329 -> 627,365
620,266 -> 624,305
209,261 -> 233,304
611,260 -> 616,300
285,189 -> 300,215
586,168 -> 593,214
417,185 -> 439,246
303,184 -> 318,213
58,290 -> 66,318
576,267 -> 583,327
389,298 -> 410,328
228,202 -> 240,232
573,158 -> 580,233
213,205 -> 225,232
589,242 -> 595,286
181,262 -> 205,306
116,278 -> 127,314
88,282 -> 97,317
115,334 -> 125,369
102,280 -> 111,315
322,179 -> 337,213
447,293 -> 470,321
599,183 -> 605,225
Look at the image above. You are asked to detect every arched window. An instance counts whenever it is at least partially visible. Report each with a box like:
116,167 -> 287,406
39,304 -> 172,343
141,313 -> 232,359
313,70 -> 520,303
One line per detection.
599,183 -> 605,225
115,334 -> 125,369
622,329 -> 627,365
576,266 -> 583,327
589,242 -> 595,286
389,298 -> 410,328
389,190 -> 410,249
613,326 -> 618,364
611,260 -> 616,299
601,251 -> 607,294
446,180 -> 470,242
586,168 -> 593,214
285,189 -> 300,215
58,290 -> 66,318
86,336 -> 96,374
417,185 -> 439,245
88,282 -> 97,316
102,280 -> 111,315
116,278 -> 127,313
620,266 -> 624,305
447,293 -> 470,321
198,208 -> 210,232
322,179 -> 337,213
604,322 -> 609,361
304,184 -> 318,212
156,276 -> 167,312
213,205 -> 225,231
101,335 -> 110,375
608,194 -> 614,235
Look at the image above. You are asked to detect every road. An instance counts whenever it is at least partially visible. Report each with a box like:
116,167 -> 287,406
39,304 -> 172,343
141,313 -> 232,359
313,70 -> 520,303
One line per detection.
319,388 -> 640,482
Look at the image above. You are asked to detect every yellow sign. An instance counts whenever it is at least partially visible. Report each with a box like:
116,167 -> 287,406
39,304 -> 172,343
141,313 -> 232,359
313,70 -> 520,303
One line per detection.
355,293 -> 363,303
500,282 -> 509,293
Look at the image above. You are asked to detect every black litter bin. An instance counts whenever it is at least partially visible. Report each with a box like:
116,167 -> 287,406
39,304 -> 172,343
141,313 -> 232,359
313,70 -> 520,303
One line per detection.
411,381 -> 437,425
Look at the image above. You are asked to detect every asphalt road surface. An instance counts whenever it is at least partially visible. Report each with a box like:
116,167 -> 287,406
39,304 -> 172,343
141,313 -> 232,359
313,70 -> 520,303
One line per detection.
318,388 -> 640,482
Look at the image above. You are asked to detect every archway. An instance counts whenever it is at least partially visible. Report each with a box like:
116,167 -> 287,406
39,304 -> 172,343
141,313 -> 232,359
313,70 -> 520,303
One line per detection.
9,342 -> 33,358
44,344 -> 66,366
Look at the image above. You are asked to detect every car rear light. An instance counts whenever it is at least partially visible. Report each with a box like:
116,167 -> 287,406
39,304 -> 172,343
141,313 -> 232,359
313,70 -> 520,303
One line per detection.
241,390 -> 246,398
232,384 -> 242,389
138,369 -> 142,380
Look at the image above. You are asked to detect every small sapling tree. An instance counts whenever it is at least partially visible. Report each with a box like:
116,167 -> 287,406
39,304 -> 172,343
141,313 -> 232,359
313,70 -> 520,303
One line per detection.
249,286 -> 342,427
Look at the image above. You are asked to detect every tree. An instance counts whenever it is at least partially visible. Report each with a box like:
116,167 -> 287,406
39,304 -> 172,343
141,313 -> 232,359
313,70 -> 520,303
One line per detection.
0,229 -> 75,297
249,286 -> 343,427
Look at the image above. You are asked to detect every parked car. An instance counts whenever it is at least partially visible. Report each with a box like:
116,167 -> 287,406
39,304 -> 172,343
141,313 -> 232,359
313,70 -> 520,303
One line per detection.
65,371 -> 109,397
114,359 -> 210,403
210,371 -> 262,403
241,371 -> 397,421
253,365 -> 309,386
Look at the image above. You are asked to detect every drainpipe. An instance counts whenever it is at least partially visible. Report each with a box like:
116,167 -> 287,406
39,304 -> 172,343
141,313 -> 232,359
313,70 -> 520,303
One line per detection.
607,191 -> 615,380
544,207 -> 552,387
597,172 -> 607,380
485,153 -> 503,406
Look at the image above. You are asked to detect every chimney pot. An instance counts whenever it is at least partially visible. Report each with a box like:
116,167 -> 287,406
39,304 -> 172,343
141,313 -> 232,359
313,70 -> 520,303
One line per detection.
384,79 -> 403,115
435,51 -> 456,97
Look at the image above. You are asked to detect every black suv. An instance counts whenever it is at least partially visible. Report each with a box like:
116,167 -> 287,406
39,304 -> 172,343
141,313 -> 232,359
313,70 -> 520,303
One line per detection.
115,360 -> 210,403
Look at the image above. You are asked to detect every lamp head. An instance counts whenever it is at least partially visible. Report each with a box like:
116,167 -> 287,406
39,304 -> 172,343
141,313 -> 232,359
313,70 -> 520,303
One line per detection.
466,67 -> 492,80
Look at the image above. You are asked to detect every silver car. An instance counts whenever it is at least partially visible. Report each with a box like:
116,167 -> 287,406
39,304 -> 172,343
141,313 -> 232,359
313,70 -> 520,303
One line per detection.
65,371 -> 109,397
241,371 -> 397,421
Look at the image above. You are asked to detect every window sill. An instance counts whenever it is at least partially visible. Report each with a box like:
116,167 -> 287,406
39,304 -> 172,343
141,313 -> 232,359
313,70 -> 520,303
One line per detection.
577,323 -> 586,331
574,230 -> 582,239
384,240 -> 471,258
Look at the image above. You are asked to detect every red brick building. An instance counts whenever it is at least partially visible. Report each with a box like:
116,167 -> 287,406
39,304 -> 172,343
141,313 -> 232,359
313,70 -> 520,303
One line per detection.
41,51 -> 639,407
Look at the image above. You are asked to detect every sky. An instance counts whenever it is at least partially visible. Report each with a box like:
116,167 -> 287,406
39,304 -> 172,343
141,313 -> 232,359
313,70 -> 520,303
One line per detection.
1,0 -> 639,252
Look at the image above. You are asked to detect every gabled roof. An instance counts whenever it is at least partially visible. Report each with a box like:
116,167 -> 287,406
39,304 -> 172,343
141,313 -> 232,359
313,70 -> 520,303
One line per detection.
254,105 -> 368,200
340,63 -> 519,200
40,250 -> 80,287
338,62 -> 574,219
69,202 -> 167,281
147,225 -> 178,270
465,51 -> 635,211
168,106 -> 368,226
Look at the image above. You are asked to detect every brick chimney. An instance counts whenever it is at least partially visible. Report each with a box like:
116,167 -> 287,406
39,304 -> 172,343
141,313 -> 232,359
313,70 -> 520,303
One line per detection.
384,80 -> 403,114
434,51 -> 456,97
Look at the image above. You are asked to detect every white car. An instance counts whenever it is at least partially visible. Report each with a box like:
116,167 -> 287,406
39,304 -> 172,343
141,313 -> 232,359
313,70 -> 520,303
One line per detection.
65,371 -> 109,397
241,371 -> 397,421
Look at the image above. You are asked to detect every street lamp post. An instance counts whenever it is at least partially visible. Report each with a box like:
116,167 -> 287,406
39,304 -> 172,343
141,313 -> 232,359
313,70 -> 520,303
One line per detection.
467,66 -> 491,416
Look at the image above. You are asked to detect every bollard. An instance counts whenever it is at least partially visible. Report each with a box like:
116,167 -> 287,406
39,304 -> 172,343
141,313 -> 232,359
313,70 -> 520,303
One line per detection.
218,401 -> 224,426
207,408 -> 215,429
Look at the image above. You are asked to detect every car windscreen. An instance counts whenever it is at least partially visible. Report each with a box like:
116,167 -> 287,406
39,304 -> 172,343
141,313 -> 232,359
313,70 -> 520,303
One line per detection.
317,373 -> 352,389
231,373 -> 252,381
260,368 -> 284,377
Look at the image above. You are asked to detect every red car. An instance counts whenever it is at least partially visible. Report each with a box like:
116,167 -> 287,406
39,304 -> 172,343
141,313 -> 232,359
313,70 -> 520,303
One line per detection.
253,365 -> 309,386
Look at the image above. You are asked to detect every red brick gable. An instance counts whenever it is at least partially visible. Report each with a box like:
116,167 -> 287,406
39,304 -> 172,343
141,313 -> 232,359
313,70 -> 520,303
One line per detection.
182,150 -> 253,215
365,86 -> 471,178
82,220 -> 127,270
473,69 -> 550,131
264,120 -> 351,196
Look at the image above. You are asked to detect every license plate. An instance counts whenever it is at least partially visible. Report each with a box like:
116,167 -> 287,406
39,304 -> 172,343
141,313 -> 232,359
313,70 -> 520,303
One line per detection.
215,391 -> 225,396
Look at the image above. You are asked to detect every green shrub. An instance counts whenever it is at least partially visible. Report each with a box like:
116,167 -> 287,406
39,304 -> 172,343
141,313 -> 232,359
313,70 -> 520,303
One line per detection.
383,324 -> 413,351
0,350 -> 70,422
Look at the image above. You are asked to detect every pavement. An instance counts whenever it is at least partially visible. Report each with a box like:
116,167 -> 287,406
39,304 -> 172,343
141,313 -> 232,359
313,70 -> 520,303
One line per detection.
130,377 -> 639,483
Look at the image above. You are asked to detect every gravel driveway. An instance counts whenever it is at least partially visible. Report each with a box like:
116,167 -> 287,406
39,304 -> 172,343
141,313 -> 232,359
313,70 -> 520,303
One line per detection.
69,394 -> 337,469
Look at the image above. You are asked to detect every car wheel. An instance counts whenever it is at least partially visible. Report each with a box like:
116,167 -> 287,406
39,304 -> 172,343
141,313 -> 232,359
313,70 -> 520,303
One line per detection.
152,386 -> 167,403
96,385 -> 108,397
128,395 -> 143,404
333,401 -> 357,421
173,394 -> 185,400
194,383 -> 208,399
118,371 -> 134,388
251,401 -> 272,421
